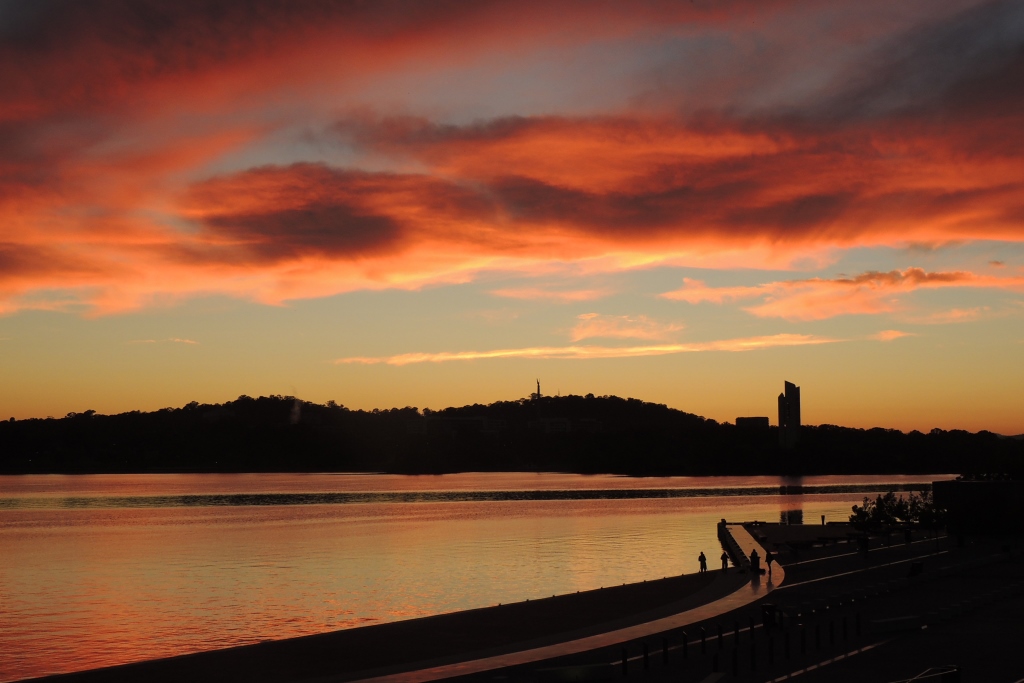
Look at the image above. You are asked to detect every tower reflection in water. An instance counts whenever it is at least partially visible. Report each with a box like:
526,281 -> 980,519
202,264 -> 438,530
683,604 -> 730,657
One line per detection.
779,476 -> 804,525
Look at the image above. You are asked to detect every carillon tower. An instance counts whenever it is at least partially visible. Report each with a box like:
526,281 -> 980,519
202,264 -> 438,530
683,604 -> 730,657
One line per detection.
778,381 -> 801,449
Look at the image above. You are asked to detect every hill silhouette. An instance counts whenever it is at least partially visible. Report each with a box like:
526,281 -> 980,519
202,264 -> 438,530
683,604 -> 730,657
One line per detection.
1,394 -> 1021,476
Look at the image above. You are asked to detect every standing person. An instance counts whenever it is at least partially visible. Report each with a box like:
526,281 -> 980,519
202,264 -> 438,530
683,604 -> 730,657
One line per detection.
749,548 -> 760,574
721,551 -> 729,572
698,551 -> 707,573
765,550 -> 774,578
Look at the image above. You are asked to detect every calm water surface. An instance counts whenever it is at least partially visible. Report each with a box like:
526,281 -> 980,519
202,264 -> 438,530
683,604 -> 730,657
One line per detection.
0,473 -> 949,681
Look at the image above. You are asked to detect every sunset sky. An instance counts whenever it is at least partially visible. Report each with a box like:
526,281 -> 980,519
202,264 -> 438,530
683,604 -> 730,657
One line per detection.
1,0 -> 1022,433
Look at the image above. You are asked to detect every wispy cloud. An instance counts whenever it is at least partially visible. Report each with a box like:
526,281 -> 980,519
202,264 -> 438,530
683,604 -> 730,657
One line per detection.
903,307 -> 990,325
663,269 -> 1024,321
870,329 -> 915,341
334,333 -> 841,365
570,313 -> 684,342
489,287 -> 613,303
128,338 -> 199,345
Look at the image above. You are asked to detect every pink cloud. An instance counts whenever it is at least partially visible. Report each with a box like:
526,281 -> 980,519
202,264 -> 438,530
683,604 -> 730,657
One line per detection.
664,269 -> 1024,321
903,307 -> 990,324
570,313 -> 684,342
334,333 -> 841,365
869,330 -> 915,341
489,286 -> 612,303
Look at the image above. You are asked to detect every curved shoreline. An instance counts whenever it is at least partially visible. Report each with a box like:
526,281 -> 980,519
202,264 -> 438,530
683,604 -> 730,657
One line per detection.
28,525 -> 778,683
27,573 -> 732,683
347,524 -> 783,683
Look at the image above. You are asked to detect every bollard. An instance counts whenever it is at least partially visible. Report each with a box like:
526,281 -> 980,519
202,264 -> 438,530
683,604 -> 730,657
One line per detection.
712,652 -> 719,673
621,648 -> 628,677
768,636 -> 774,665
662,637 -> 669,665
701,627 -> 707,655
682,631 -> 689,660
718,624 -> 724,650
750,641 -> 757,671
749,615 -> 756,639
732,647 -> 738,676
734,619 -> 740,647
643,642 -> 649,670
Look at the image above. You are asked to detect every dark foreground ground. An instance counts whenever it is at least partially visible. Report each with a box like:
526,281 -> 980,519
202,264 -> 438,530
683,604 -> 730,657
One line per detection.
483,528 -> 1024,683
29,567 -> 744,683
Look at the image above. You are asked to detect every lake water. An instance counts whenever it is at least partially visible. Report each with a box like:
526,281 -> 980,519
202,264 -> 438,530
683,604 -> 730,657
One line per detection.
0,473 -> 948,681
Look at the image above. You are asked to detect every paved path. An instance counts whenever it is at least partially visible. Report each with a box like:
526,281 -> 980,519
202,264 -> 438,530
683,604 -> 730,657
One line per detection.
345,525 -> 783,683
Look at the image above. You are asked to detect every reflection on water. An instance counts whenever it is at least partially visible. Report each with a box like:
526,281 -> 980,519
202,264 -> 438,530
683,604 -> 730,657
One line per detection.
780,508 -> 804,525
0,473 -> 949,682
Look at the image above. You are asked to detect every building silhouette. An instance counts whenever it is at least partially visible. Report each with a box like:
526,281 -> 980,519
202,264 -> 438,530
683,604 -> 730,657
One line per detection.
778,381 -> 801,449
736,416 -> 769,429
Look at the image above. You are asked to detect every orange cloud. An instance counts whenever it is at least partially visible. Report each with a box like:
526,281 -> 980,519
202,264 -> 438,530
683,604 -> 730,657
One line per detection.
1,1 -> 1023,314
334,333 -> 841,365
570,313 -> 684,342
664,269 -> 1024,321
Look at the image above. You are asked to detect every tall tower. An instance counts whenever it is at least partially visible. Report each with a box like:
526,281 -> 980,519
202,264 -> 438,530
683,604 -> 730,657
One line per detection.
534,379 -> 541,401
778,381 -> 801,449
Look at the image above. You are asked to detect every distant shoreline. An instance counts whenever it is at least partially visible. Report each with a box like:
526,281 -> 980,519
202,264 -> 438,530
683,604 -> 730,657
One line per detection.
2,395 -> 1019,477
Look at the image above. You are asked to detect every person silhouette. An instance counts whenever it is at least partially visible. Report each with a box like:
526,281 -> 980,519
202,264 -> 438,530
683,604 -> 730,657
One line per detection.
765,550 -> 774,577
749,548 -> 760,574
698,551 -> 707,573
721,551 -> 729,572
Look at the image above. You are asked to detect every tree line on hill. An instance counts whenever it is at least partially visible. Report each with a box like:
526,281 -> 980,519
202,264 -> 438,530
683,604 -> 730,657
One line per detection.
1,394 -> 1021,476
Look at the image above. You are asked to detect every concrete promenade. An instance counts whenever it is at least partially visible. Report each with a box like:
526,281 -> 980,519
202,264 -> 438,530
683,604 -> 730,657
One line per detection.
342,525 -> 782,683
28,524 -> 774,683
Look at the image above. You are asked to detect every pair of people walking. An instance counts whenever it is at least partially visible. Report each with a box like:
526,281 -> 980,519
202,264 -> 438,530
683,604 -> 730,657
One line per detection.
697,551 -> 732,573
748,548 -> 775,577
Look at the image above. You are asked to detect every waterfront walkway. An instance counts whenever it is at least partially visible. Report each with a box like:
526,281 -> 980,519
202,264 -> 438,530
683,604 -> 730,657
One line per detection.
343,525 -> 783,683
30,525 -> 776,683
